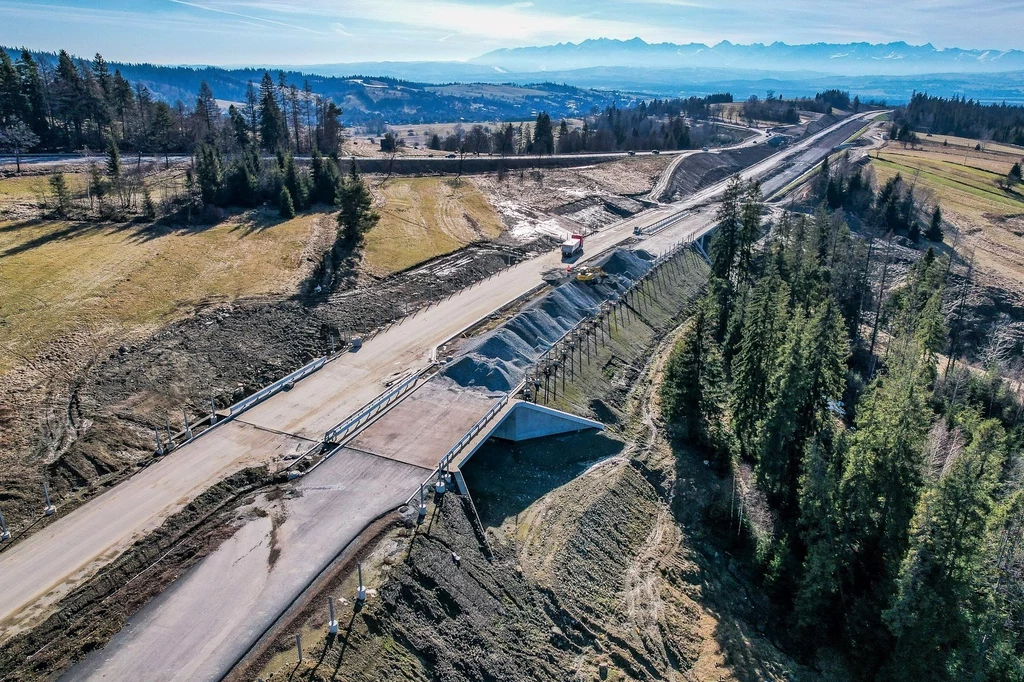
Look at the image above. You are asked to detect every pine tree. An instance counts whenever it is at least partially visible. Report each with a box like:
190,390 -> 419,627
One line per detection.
660,297 -> 728,458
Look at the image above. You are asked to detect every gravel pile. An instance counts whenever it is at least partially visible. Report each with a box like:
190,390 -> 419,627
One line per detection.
444,248 -> 655,392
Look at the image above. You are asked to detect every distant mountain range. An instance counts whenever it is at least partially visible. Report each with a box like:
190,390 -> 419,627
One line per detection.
471,38 -> 1024,77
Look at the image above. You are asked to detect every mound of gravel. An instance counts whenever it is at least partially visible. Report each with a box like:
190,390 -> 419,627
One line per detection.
444,248 -> 654,392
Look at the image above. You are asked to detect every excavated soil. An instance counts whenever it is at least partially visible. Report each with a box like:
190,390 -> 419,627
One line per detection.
661,146 -> 776,203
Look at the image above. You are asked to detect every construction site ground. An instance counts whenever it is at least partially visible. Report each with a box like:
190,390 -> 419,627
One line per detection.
0,147 -> 683,542
245,249 -> 813,682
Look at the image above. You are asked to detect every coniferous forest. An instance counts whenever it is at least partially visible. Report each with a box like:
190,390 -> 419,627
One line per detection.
661,171 -> 1024,680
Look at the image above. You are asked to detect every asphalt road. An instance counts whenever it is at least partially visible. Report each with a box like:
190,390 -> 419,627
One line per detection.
0,111 -> 876,660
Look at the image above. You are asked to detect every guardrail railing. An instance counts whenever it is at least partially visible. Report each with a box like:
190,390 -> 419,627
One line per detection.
227,355 -> 328,417
323,366 -> 433,445
439,389 -> 516,471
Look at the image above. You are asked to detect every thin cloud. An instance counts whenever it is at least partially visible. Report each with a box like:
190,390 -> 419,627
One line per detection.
168,0 -> 325,34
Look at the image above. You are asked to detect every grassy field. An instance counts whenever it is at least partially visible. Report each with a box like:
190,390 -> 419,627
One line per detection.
362,177 -> 503,277
0,173 -> 87,200
0,211 -> 326,375
869,139 -> 1024,292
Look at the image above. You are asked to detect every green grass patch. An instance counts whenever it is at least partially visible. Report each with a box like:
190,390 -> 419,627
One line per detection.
873,155 -> 1024,211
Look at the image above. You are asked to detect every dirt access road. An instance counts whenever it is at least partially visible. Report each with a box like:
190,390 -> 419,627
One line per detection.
0,111 -> 876,650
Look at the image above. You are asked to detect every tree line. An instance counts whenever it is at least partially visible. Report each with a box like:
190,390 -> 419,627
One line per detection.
896,92 -> 1024,146
0,49 -> 344,156
661,177 -> 1023,680
814,151 -> 944,244
420,95 -> 732,158
740,89 -> 865,125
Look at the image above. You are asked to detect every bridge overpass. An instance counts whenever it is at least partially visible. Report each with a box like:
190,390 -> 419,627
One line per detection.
0,110 -> 879,680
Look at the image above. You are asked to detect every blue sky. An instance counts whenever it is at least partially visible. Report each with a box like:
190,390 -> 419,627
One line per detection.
0,0 -> 1020,65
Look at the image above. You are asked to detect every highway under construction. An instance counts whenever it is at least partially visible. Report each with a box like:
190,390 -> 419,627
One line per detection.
0,110 -> 878,681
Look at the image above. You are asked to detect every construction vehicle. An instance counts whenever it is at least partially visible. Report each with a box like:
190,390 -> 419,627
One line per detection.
561,233 -> 584,259
574,265 -> 606,283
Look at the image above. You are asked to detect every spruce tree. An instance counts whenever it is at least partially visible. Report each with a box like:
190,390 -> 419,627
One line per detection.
737,180 -> 763,278
194,144 -> 223,205
925,205 -> 944,241
282,153 -> 308,210
883,418 -> 1006,681
279,187 -> 295,218
794,423 -> 848,633
0,52 -> 22,126
48,172 -> 71,217
258,72 -> 288,152
758,298 -> 848,511
337,160 -> 378,243
731,265 -> 790,457
16,50 -> 50,143
838,344 -> 932,661
660,297 -> 727,458
710,176 -> 744,281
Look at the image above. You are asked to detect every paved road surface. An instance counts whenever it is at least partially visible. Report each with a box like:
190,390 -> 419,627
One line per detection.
0,111 -> 876,651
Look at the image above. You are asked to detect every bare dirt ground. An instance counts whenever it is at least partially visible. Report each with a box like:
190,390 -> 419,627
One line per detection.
471,157 -> 670,239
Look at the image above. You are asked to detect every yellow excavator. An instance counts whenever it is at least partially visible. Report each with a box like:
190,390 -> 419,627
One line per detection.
574,265 -> 606,283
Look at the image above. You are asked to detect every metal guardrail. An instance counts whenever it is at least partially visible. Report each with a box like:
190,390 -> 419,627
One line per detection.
323,367 -> 432,444
438,390 -> 516,471
637,210 -> 687,236
227,356 -> 329,417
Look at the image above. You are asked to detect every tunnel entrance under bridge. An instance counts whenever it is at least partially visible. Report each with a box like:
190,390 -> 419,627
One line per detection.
448,400 -> 603,494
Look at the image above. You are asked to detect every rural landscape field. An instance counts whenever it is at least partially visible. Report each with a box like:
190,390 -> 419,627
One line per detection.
1,2 -> 1023,681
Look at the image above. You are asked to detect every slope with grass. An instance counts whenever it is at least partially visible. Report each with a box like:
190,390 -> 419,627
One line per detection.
362,177 -> 503,277
0,211 -> 328,376
869,141 -> 1024,296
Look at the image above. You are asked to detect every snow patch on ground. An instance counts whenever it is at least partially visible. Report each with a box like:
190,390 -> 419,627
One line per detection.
494,199 -> 571,242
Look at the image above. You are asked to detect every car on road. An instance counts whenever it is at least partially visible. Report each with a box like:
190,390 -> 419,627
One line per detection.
445,153 -> 457,158
628,150 -> 636,156
652,149 -> 660,154
702,147 -> 709,151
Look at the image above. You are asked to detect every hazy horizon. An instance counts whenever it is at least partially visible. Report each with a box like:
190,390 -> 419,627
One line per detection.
1,0 -> 1021,67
